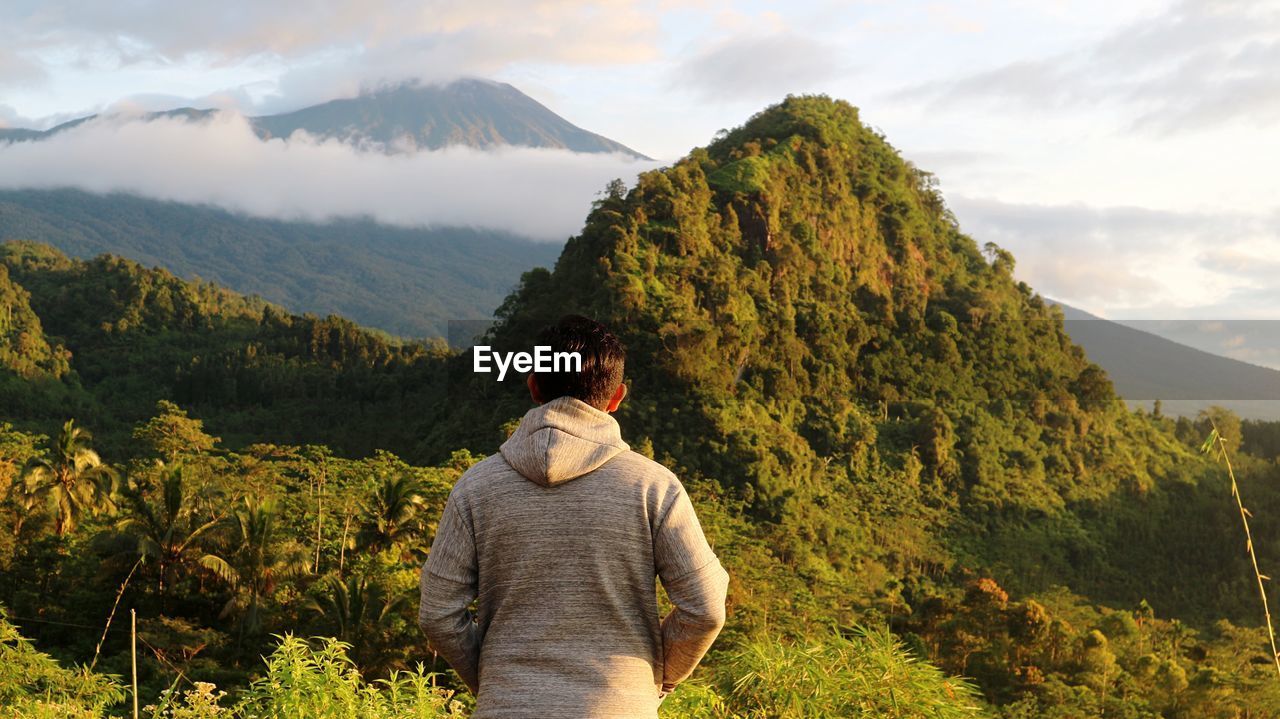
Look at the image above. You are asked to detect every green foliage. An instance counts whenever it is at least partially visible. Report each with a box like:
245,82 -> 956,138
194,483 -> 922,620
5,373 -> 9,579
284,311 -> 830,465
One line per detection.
1,618 -> 466,719
202,498 -> 311,640
133,400 -> 220,460
0,262 -> 70,380
226,635 -> 466,718
305,574 -> 410,675
713,627 -> 988,718
0,240 -> 454,457
356,474 -> 429,557
115,461 -> 226,604
20,419 -> 116,535
0,609 -> 125,717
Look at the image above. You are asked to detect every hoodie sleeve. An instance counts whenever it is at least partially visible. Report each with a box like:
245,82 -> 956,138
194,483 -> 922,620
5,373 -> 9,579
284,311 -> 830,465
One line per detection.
654,484 -> 729,689
419,494 -> 482,693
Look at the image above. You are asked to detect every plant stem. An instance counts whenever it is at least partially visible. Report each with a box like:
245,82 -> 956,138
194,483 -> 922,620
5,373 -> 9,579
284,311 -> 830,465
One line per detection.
1209,428 -> 1280,680
90,556 -> 143,672
131,608 -> 139,719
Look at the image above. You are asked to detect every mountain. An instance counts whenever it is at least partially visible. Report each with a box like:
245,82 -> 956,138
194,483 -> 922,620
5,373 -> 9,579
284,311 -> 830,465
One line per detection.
0,108 -> 213,143
1055,301 -> 1280,420
0,79 -> 648,158
0,189 -> 561,338
253,79 -> 649,157
0,127 -> 44,142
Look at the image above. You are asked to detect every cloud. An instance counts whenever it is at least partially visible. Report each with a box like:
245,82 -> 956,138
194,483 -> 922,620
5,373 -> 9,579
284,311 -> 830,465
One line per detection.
0,48 -> 45,88
7,1 -> 661,63
955,194 -> 1280,367
0,113 -> 657,240
897,0 -> 1280,133
0,105 -> 25,129
1198,242 -> 1280,282
671,32 -> 849,103
1,0 -> 662,112
925,3 -> 985,34
947,195 -> 1275,314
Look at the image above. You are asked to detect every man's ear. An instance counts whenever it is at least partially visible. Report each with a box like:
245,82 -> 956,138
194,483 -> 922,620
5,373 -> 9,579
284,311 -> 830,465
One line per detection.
605,383 -> 627,413
527,373 -> 544,405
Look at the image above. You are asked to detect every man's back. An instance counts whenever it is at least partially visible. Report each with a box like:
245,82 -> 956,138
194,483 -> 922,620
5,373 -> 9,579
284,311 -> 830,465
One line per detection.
420,397 -> 729,718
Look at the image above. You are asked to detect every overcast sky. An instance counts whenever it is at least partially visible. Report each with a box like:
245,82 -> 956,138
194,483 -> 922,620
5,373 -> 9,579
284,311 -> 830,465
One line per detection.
2,0 -> 1278,353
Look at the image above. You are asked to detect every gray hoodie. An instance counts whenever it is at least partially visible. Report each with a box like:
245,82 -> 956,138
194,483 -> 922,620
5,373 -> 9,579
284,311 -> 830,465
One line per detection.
419,396 -> 729,718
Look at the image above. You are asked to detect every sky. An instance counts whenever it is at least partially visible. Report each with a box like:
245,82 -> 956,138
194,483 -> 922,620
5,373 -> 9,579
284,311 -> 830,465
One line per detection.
1,0 -> 1279,364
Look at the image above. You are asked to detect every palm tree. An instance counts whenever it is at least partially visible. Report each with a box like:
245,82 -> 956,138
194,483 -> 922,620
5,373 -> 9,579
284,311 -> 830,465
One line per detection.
118,462 -> 225,607
355,474 -> 427,557
7,480 -> 42,537
21,420 -> 115,536
201,497 -> 309,641
306,573 -> 408,674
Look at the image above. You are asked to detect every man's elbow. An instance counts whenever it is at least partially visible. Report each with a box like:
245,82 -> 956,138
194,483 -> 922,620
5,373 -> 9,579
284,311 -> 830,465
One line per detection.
689,565 -> 730,632
418,605 -> 447,643
697,602 -> 727,633
418,586 -> 463,642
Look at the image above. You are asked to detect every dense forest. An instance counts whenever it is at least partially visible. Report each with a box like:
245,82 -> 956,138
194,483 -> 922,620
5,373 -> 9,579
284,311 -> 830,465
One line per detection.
4,96 -> 1280,717
0,188 -> 560,337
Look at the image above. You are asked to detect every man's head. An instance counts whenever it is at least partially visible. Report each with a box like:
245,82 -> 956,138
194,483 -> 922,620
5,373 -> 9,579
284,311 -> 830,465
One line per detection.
527,315 -> 627,412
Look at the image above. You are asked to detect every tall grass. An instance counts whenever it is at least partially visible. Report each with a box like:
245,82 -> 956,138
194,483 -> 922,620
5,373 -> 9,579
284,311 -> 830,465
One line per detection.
661,626 -> 989,719
150,635 -> 467,718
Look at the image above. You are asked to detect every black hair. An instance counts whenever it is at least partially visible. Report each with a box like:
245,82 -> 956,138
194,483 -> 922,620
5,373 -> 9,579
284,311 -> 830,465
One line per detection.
532,315 -> 625,409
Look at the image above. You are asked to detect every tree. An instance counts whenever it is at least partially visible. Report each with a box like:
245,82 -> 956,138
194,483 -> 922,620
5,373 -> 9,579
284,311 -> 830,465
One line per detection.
1197,406 -> 1242,453
117,462 -> 225,606
132,400 -> 219,461
355,474 -> 427,557
201,498 -> 309,640
19,420 -> 115,536
306,573 -> 408,674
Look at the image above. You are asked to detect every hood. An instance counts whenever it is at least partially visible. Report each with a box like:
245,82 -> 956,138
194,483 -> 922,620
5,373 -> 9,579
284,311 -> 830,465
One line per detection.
499,396 -> 629,487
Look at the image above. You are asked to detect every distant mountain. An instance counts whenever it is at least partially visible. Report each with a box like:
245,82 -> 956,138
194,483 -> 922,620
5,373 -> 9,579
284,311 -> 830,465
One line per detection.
253,80 -> 648,157
0,79 -> 649,158
0,108 -> 215,143
1055,301 -> 1280,419
0,127 -> 44,142
0,189 -> 561,338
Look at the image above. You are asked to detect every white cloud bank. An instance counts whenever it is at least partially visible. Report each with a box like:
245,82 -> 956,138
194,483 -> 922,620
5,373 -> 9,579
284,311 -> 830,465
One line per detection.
0,113 -> 657,240
948,195 -> 1280,320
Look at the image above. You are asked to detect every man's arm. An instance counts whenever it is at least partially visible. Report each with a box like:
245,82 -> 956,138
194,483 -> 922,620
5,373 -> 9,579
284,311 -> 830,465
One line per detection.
419,497 -> 482,693
655,484 -> 729,690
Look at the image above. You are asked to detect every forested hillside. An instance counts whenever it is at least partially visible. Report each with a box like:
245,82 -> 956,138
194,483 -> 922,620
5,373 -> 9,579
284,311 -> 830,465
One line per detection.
0,189 -> 561,338
4,96 -> 1280,717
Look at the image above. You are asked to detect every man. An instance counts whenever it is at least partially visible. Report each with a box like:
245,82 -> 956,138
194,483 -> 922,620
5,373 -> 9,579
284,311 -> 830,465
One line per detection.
419,314 -> 729,718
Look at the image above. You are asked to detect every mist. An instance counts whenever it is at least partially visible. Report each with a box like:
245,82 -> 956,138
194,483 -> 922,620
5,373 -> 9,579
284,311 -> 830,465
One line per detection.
0,112 -> 658,241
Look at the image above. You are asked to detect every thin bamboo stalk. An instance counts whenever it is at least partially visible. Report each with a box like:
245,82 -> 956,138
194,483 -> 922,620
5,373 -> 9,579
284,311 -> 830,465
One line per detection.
90,556 -> 143,672
1204,425 -> 1280,680
131,608 -> 140,719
